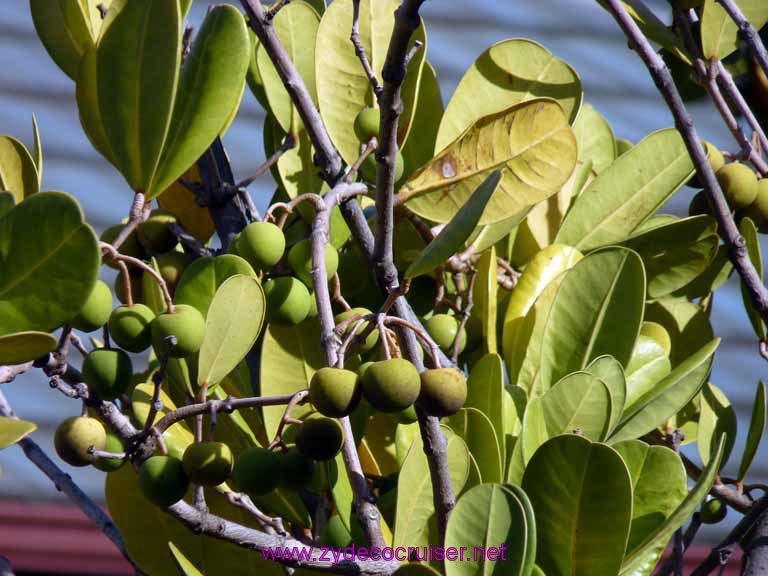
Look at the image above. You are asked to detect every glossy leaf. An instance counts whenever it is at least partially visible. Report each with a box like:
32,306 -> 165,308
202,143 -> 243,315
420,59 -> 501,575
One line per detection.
259,319 -> 324,439
620,437 -> 725,575
624,335 -> 671,412
697,383 -> 736,470
572,103 -> 615,173
502,244 -> 583,383
402,61 -> 443,178
445,408 -> 503,484
0,136 -> 39,202
76,48 -> 115,164
645,298 -> 713,368
0,331 -> 57,366
540,372 -> 612,441
520,397 -> 549,465
445,483 -> 535,576
738,381 -> 766,481
610,338 -> 719,444
539,248 -> 646,390
169,542 -> 204,576
740,217 -> 765,339
405,171 -> 501,278
473,246 -> 498,355
403,99 -> 577,225
585,355 -> 626,435
97,0 -> 181,193
315,0 -> 426,164
465,353 -> 506,462
0,192 -> 100,335
612,440 -> 687,556
0,417 -> 36,449
394,429 -> 470,550
198,275 -> 265,390
468,208 -> 531,255
256,1 -> 320,134
175,255 -> 256,318
701,0 -> 768,60
30,0 -> 97,79
436,39 -> 582,151
522,435 -> 632,576
151,5 -> 249,196
556,129 -> 694,251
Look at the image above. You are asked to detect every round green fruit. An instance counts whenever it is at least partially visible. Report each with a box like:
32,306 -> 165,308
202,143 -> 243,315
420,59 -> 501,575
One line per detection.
82,348 -> 133,400
156,251 -> 192,295
71,280 -> 113,332
742,179 -> 768,232
279,448 -> 317,491
296,417 -> 344,461
310,367 -> 361,417
137,210 -> 178,254
93,432 -> 126,472
334,308 -> 379,353
232,447 -> 282,495
687,142 -> 725,188
100,223 -> 144,267
716,162 -> 758,211
700,498 -> 727,524
354,107 -> 380,142
361,358 -> 421,413
151,304 -> 205,358
360,152 -> 404,184
320,514 -> 353,549
425,314 -> 466,355
54,416 -> 106,467
109,304 -> 155,353
263,277 -> 311,325
182,441 -> 234,487
418,368 -> 467,417
287,239 -> 339,288
236,221 -> 286,270
138,455 -> 189,507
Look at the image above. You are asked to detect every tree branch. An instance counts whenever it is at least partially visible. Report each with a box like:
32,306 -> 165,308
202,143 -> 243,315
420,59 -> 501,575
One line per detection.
603,0 -> 768,327
715,0 -> 768,83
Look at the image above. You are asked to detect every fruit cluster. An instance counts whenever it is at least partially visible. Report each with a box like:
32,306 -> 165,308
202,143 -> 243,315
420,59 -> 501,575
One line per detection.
688,143 -> 768,230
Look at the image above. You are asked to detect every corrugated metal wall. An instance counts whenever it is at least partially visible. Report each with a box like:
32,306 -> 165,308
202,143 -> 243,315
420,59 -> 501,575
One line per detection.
0,0 -> 765,545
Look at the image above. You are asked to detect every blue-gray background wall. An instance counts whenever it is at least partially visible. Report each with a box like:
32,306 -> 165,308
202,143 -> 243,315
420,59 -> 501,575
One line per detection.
0,0 -> 764,542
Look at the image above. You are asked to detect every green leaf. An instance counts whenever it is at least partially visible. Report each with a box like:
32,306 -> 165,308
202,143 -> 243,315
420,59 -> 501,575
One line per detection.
738,381 -> 766,481
502,244 -> 583,384
585,355 -> 627,436
612,440 -> 687,556
256,1 -> 320,135
520,397 -> 549,465
436,39 -> 582,151
522,435 -> 632,576
539,247 -> 646,390
624,336 -> 671,412
701,0 -> 768,60
198,275 -> 265,390
540,372 -> 612,441
142,257 -> 167,315
673,243 -> 733,300
620,437 -> 725,575
403,99 -> 578,225
0,331 -> 57,365
394,565 -> 442,576
175,255 -> 256,318
405,171 -> 501,278
31,116 -> 43,186
76,47 -> 116,164
740,217 -> 765,339
394,429 -> 470,550
30,0 -> 97,79
402,61 -> 443,179
97,0 -> 181,193
445,483 -> 535,576
622,215 -> 719,299
0,192 -> 100,335
596,0 -> 691,64
0,136 -> 39,202
259,319 -> 324,439
645,297 -> 713,368
609,338 -> 719,444
573,103 -> 616,174
0,417 -> 36,449
445,408 -> 503,484
697,383 -> 736,470
473,246 -> 499,355
169,542 -> 204,576
468,208 -> 531,255
556,129 -> 694,251
465,353 -> 507,463
315,0 -> 426,164
150,4 -> 249,196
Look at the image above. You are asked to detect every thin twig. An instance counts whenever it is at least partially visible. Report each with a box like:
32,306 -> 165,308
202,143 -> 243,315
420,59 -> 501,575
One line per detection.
101,243 -> 175,313
715,0 -> 768,83
237,134 -> 296,189
351,0 -> 383,99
